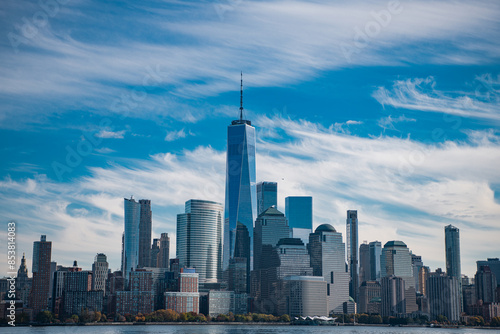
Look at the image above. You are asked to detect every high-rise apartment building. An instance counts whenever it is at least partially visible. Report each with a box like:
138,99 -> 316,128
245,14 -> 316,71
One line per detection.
257,181 -> 277,215
428,270 -> 460,322
150,238 -> 160,267
29,235 -> 52,315
308,224 -> 349,314
177,199 -> 223,284
475,265 -> 498,303
159,233 -> 170,268
359,242 -> 370,284
164,268 -> 199,314
223,75 -> 257,285
285,196 -> 313,245
477,258 -> 500,287
445,224 -> 462,310
92,253 -> 109,293
346,210 -> 359,302
138,199 -> 152,268
381,276 -> 406,317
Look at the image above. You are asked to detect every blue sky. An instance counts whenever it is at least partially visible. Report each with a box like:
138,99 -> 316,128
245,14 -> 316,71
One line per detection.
1,0 -> 499,277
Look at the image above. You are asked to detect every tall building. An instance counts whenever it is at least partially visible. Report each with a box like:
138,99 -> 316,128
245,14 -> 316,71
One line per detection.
411,253 -> 423,293
381,276 -> 406,317
177,199 -> 223,284
92,253 -> 109,293
445,224 -> 462,311
122,197 -> 141,283
359,242 -> 370,284
475,266 -> 498,303
138,199 -> 152,268
419,266 -> 430,297
380,240 -> 417,314
477,258 -> 500,287
29,235 -> 52,315
359,281 -> 381,314
62,270 -> 103,316
284,276 -> 328,317
159,233 -> 170,269
116,269 -> 154,315
253,206 -> 290,271
257,181 -> 277,215
308,224 -> 349,314
285,196 -> 313,245
427,270 -> 460,322
369,241 -> 382,281
223,74 -> 257,283
16,253 -> 32,308
164,268 -> 200,314
150,238 -> 160,267
346,210 -> 359,302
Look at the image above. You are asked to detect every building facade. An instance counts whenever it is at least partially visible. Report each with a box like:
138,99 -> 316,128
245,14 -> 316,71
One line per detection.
359,242 -> 370,285
285,196 -> 313,245
381,276 -> 406,317
445,224 -> 462,311
177,199 -> 223,284
29,235 -> 52,315
138,199 -> 152,268
427,272 -> 460,322
346,210 -> 359,302
369,241 -> 382,281
257,181 -> 277,215
92,253 -> 108,293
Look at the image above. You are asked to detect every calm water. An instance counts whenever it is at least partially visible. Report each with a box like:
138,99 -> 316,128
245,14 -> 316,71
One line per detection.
3,325 -> 500,334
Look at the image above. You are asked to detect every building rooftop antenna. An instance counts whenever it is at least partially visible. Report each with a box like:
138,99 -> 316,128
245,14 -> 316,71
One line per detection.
240,71 -> 244,121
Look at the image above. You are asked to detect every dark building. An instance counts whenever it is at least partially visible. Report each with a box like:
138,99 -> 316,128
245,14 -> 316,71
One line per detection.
138,199 -> 152,268
150,238 -> 160,267
381,275 -> 405,317
116,269 -> 154,316
346,210 -> 359,302
475,266 -> 498,303
359,242 -> 370,285
477,259 -> 500,287
29,235 -> 52,315
159,233 -> 170,269
257,181 -> 278,215
359,281 -> 381,314
427,271 -> 460,322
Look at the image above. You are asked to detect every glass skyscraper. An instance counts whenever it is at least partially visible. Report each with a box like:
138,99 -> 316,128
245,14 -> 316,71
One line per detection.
369,241 -> 382,281
177,199 -> 223,284
346,210 -> 359,302
285,196 -> 313,245
257,181 -> 277,215
223,77 -> 256,277
445,224 -> 462,311
122,197 -> 141,284
138,199 -> 152,268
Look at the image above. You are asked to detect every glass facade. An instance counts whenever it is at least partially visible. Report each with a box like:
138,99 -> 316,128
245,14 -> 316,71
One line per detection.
224,119 -> 256,271
346,210 -> 358,302
380,240 -> 413,287
177,199 -> 223,284
369,241 -> 382,281
257,181 -> 277,215
138,199 -> 152,268
285,196 -> 312,230
122,198 -> 140,284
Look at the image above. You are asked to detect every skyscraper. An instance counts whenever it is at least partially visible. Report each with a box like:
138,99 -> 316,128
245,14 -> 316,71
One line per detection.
308,224 -> 349,314
346,210 -> 359,302
223,74 -> 257,280
381,276 -> 406,317
475,265 -> 498,303
369,241 -> 382,281
285,196 -> 313,245
159,233 -> 170,269
177,199 -> 223,284
477,258 -> 500,287
359,241 -> 370,284
445,224 -> 462,311
150,238 -> 160,267
122,197 -> 141,283
428,270 -> 460,322
29,235 -> 52,315
411,253 -> 423,293
92,253 -> 109,293
257,181 -> 277,215
138,199 -> 152,268
253,206 -> 290,271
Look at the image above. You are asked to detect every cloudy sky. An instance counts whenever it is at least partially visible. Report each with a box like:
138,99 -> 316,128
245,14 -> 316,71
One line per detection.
1,0 -> 499,278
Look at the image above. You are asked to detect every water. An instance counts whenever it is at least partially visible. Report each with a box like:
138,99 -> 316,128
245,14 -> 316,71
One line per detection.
2,325 -> 500,334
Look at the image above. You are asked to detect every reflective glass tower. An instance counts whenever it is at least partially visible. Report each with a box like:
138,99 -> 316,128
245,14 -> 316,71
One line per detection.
285,196 -> 313,245
122,197 -> 140,284
177,199 -> 223,284
257,181 -> 277,215
445,224 -> 462,310
223,74 -> 257,277
346,210 -> 359,302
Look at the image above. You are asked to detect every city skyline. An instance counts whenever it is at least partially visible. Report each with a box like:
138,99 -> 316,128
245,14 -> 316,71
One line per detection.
1,0 -> 500,280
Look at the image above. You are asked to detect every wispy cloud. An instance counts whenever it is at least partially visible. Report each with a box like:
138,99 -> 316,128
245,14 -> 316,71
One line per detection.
165,128 -> 193,142
378,115 -> 417,131
95,130 -> 125,139
94,147 -> 116,154
373,77 -> 500,121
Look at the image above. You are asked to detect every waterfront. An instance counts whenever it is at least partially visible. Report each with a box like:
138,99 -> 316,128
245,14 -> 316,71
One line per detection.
3,325 -> 500,334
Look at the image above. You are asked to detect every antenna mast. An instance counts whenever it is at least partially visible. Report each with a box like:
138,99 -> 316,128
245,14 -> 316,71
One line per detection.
240,72 -> 243,121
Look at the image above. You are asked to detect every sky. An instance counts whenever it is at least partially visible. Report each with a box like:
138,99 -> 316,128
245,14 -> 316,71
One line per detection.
1,0 -> 499,278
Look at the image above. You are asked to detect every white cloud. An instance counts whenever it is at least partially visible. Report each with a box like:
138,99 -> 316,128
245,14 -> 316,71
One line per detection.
346,120 -> 363,125
94,147 -> 116,154
373,77 -> 500,121
378,115 -> 417,131
1,117 -> 499,276
95,130 -> 125,139
165,128 -> 194,142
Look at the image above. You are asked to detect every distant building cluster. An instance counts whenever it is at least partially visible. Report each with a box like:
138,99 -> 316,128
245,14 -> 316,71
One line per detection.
1,81 -> 499,323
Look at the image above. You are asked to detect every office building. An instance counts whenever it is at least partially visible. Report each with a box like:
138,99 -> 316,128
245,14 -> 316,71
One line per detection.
257,181 -> 277,215
29,235 -> 52,315
223,74 -> 257,278
284,276 -> 328,317
253,206 -> 290,271
445,224 -> 462,311
381,276 -> 406,317
346,210 -> 359,302
419,266 -> 430,297
369,241 -> 382,281
159,233 -> 170,268
308,224 -> 349,314
359,242 -> 370,284
359,281 -> 381,314
177,199 -> 223,284
122,197 -> 141,283
476,266 -> 498,303
427,270 -> 460,322
411,253 -> 423,293
138,199 -> 152,268
285,196 -> 313,245
477,259 -> 500,287
150,239 -> 160,267
92,253 -> 108,293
